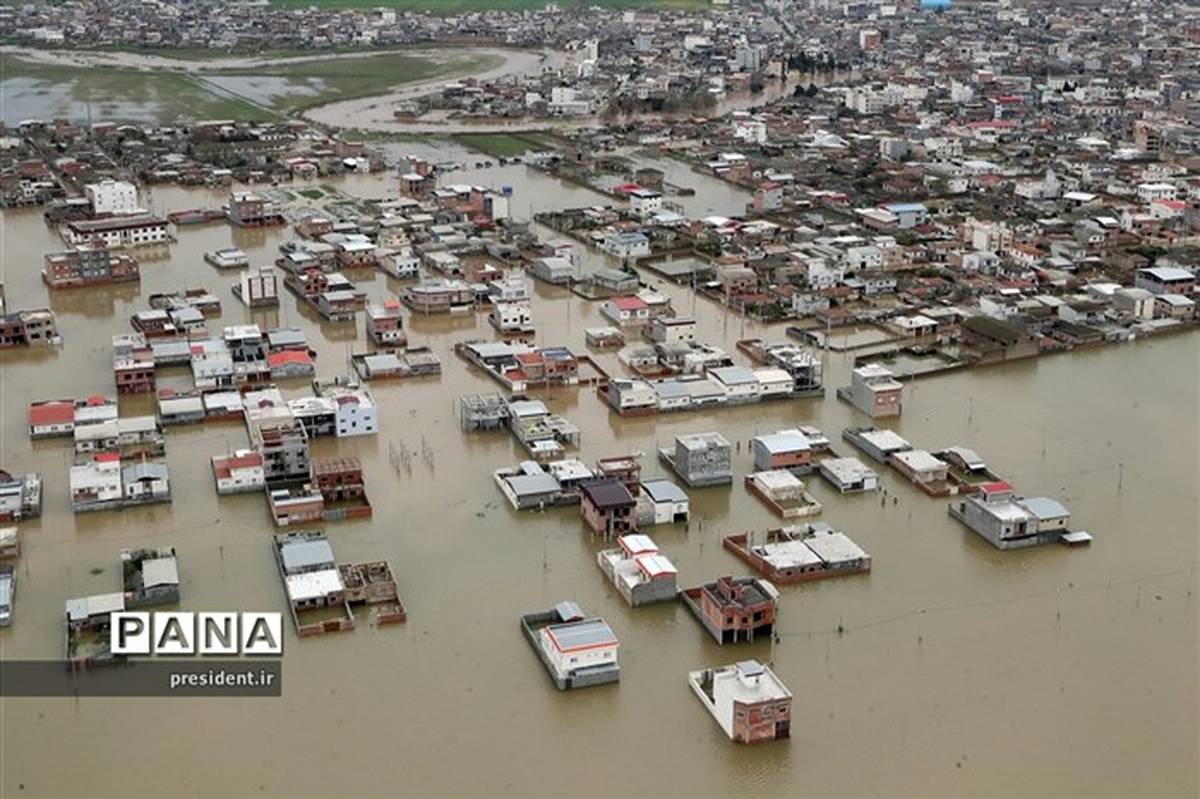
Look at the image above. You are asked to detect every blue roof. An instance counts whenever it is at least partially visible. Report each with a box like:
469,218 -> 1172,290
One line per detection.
882,202 -> 929,214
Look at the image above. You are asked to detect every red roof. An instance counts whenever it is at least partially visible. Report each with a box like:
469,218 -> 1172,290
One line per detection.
95,452 -> 121,463
28,401 -> 74,426
212,452 -> 263,478
269,350 -> 312,367
980,481 -> 1013,494
611,296 -> 649,311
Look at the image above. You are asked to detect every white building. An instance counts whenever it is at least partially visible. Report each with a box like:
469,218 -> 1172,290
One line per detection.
688,660 -> 792,743
382,248 -> 420,279
330,389 -> 377,438
601,232 -> 651,259
1136,182 -> 1178,203
211,450 -> 266,495
639,479 -> 690,525
840,363 -> 903,418
648,316 -> 696,344
628,188 -> 663,217
236,265 -> 278,307
85,180 -> 139,216
538,617 -> 619,682
489,301 -> 534,334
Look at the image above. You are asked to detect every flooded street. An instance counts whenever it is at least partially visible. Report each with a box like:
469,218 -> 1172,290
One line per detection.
0,160 -> 1196,798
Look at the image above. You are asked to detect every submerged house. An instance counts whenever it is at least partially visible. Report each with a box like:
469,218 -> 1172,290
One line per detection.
274,531 -> 354,637
65,592 -> 126,667
520,601 -> 620,690
837,363 -> 903,418
659,432 -> 733,487
596,534 -> 678,607
580,479 -> 637,538
948,482 -> 1079,549
688,660 -> 792,744
637,478 -> 690,526
818,457 -> 879,493
752,429 -> 813,473
121,547 -> 180,608
723,524 -> 872,583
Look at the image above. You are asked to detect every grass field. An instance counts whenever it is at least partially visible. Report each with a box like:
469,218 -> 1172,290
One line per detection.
453,132 -> 553,158
0,49 -> 500,124
0,58 -> 275,123
220,51 -> 500,115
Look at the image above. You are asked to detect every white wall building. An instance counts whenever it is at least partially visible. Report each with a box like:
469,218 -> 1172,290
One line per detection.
85,180 -> 139,216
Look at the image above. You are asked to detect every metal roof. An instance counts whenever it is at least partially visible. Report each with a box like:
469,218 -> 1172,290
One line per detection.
278,538 -> 335,573
545,618 -> 618,653
1020,496 -> 1070,521
640,479 -> 688,504
141,557 -> 179,588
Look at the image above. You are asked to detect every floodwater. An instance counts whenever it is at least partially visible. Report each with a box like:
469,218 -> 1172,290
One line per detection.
0,158 -> 1196,799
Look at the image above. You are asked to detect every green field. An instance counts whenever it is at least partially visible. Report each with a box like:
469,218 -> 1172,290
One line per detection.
271,0 -> 706,9
223,51 -> 500,115
453,132 -> 553,159
0,50 -> 500,124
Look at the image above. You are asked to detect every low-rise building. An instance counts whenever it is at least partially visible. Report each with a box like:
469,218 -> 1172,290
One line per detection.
688,660 -> 792,744
679,575 -> 778,645
752,429 -> 813,473
660,432 -> 732,487
838,363 -> 903,418
818,457 -> 879,493
723,525 -> 872,583
596,534 -> 678,606
120,547 -> 180,608
580,479 -> 637,539
211,450 -> 266,495
948,482 -> 1077,550
520,601 -> 620,690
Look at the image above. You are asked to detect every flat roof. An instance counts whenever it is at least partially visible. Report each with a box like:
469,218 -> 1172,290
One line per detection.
754,539 -> 822,569
892,449 -> 947,473
803,531 -> 868,565
755,429 -> 811,454
278,538 -> 335,573
860,428 -> 911,451
285,569 -> 344,603
618,534 -> 659,555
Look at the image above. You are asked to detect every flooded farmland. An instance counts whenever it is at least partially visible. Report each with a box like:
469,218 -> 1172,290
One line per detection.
0,158 -> 1196,799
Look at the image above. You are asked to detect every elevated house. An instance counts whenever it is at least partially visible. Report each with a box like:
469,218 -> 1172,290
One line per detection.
679,576 -> 778,645
580,479 -> 637,539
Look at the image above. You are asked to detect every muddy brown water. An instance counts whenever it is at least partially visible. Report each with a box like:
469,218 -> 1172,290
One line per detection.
0,167 -> 1196,798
